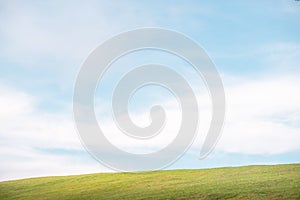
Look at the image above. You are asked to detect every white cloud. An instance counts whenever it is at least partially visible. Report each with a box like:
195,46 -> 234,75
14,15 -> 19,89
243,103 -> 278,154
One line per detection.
216,74 -> 300,155
0,83 -> 107,180
0,84 -> 80,150
0,1 -> 159,67
96,73 -> 300,156
0,146 -> 107,181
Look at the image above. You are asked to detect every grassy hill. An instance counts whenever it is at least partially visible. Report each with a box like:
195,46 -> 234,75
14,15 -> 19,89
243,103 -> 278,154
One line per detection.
0,164 -> 299,199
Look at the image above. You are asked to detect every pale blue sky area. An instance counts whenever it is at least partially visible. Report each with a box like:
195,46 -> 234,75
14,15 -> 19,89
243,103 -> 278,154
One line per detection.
0,0 -> 300,180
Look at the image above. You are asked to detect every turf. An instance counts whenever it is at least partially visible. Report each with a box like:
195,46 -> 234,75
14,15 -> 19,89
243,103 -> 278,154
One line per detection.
0,164 -> 299,199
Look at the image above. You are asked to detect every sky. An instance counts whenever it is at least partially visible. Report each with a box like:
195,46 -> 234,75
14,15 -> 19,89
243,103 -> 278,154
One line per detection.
0,0 -> 300,180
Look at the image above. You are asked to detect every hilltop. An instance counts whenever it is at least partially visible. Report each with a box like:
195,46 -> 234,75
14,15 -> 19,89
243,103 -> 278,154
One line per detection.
0,164 -> 299,199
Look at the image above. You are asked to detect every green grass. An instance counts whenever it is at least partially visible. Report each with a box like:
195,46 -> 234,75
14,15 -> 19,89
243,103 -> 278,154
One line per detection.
0,164 -> 299,200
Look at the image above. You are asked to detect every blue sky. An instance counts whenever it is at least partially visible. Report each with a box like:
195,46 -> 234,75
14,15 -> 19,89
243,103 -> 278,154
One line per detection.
0,0 -> 300,180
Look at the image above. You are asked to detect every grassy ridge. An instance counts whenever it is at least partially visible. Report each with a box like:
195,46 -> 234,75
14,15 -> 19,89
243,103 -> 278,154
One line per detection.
0,164 -> 299,199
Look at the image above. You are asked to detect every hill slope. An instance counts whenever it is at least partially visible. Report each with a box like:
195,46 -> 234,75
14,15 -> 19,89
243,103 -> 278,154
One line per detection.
0,164 -> 299,199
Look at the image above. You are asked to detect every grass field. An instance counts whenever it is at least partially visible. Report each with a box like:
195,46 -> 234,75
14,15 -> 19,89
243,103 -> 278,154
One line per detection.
0,164 -> 299,199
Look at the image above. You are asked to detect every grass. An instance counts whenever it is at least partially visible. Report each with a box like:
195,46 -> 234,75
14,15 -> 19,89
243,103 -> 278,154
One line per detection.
0,164 -> 299,199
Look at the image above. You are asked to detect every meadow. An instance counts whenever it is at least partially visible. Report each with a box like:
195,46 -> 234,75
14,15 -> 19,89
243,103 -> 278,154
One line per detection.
0,164 -> 299,199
